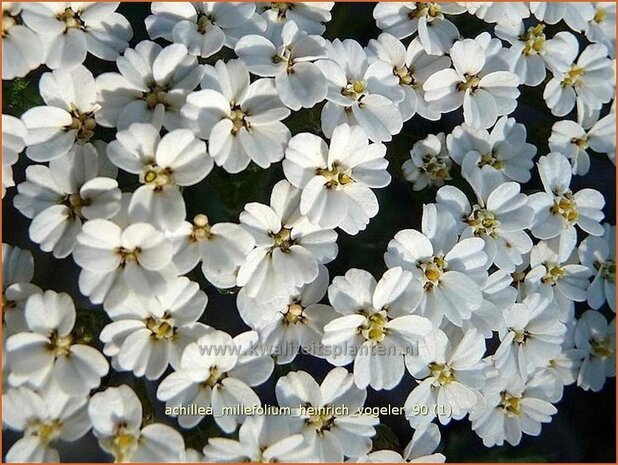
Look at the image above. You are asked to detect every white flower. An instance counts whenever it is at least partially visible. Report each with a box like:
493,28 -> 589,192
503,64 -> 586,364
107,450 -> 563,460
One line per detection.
367,35 -> 452,121
462,2 -> 530,26
1,3 -> 44,80
533,247 -> 587,313
2,244 -> 41,335
465,270 -> 517,337
276,368 -> 379,461
6,291 -> 109,396
185,448 -> 204,462
493,293 -> 567,379
404,329 -> 486,427
235,20 -> 327,110
356,424 -> 445,462
317,39 -> 404,142
100,277 -> 209,380
548,113 -> 616,175
525,240 -> 592,320
446,116 -> 537,184
284,123 -> 391,234
384,206 -> 489,326
20,2 -> 132,69
575,310 -> 616,391
373,2 -> 466,55
237,265 -> 335,364
3,383 -> 90,462
14,143 -> 121,258
2,114 -> 26,198
107,123 -> 212,231
529,152 -> 605,249
322,267 -> 432,390
424,34 -> 520,129
2,244 -> 34,286
146,2 -> 264,58
528,348 -> 585,402
89,385 -> 186,462
543,42 -> 614,117
586,3 -> 616,57
529,2 -> 594,30
73,219 -> 176,305
469,371 -> 557,447
257,2 -> 334,35
237,180 -> 338,301
402,133 -> 452,190
166,214 -> 255,288
156,329 -> 274,432
202,415 -> 309,462
182,59 -> 290,173
578,223 -> 616,311
495,23 -> 579,87
96,41 -> 203,130
436,174 -> 534,272
21,65 -> 100,162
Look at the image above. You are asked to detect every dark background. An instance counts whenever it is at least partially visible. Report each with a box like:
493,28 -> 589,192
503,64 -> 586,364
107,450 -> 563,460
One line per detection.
3,3 -> 616,462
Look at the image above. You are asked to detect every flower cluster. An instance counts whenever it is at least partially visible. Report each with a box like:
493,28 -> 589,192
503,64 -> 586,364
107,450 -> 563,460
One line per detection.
2,2 -> 616,463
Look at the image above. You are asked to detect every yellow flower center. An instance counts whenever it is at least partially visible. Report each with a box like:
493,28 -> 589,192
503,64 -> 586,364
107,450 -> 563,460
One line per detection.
306,409 -> 335,434
410,2 -> 442,19
421,255 -> 447,290
478,151 -> 505,170
273,46 -> 294,74
520,23 -> 546,56
271,2 -> 292,19
500,391 -> 522,417
142,165 -> 173,190
550,192 -> 579,224
33,420 -> 62,445
117,247 -> 140,268
111,428 -> 138,463
204,366 -> 227,388
270,227 -> 294,253
197,13 -> 213,34
421,154 -> 451,181
394,65 -> 415,86
48,331 -> 73,357
359,310 -> 389,343
597,259 -> 616,283
190,214 -> 213,242
316,163 -> 354,189
66,107 -> 97,142
541,264 -> 566,285
571,135 -> 589,150
458,73 -> 481,92
144,85 -> 168,110
511,270 -> 526,284
283,303 -> 306,325
466,206 -> 500,238
429,362 -> 456,385
2,12 -> 17,37
145,317 -> 175,340
57,7 -> 84,31
512,329 -> 530,344
342,80 -> 366,99
229,106 -> 250,135
64,193 -> 89,219
591,336 -> 614,359
594,7 -> 607,23
561,66 -> 585,88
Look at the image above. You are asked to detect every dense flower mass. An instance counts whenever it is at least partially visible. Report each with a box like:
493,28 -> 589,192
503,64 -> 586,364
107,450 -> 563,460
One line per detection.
1,2 -> 616,463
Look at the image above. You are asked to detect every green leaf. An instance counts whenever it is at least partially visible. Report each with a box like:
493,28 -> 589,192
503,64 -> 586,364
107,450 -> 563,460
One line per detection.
2,75 -> 44,117
371,423 -> 401,452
